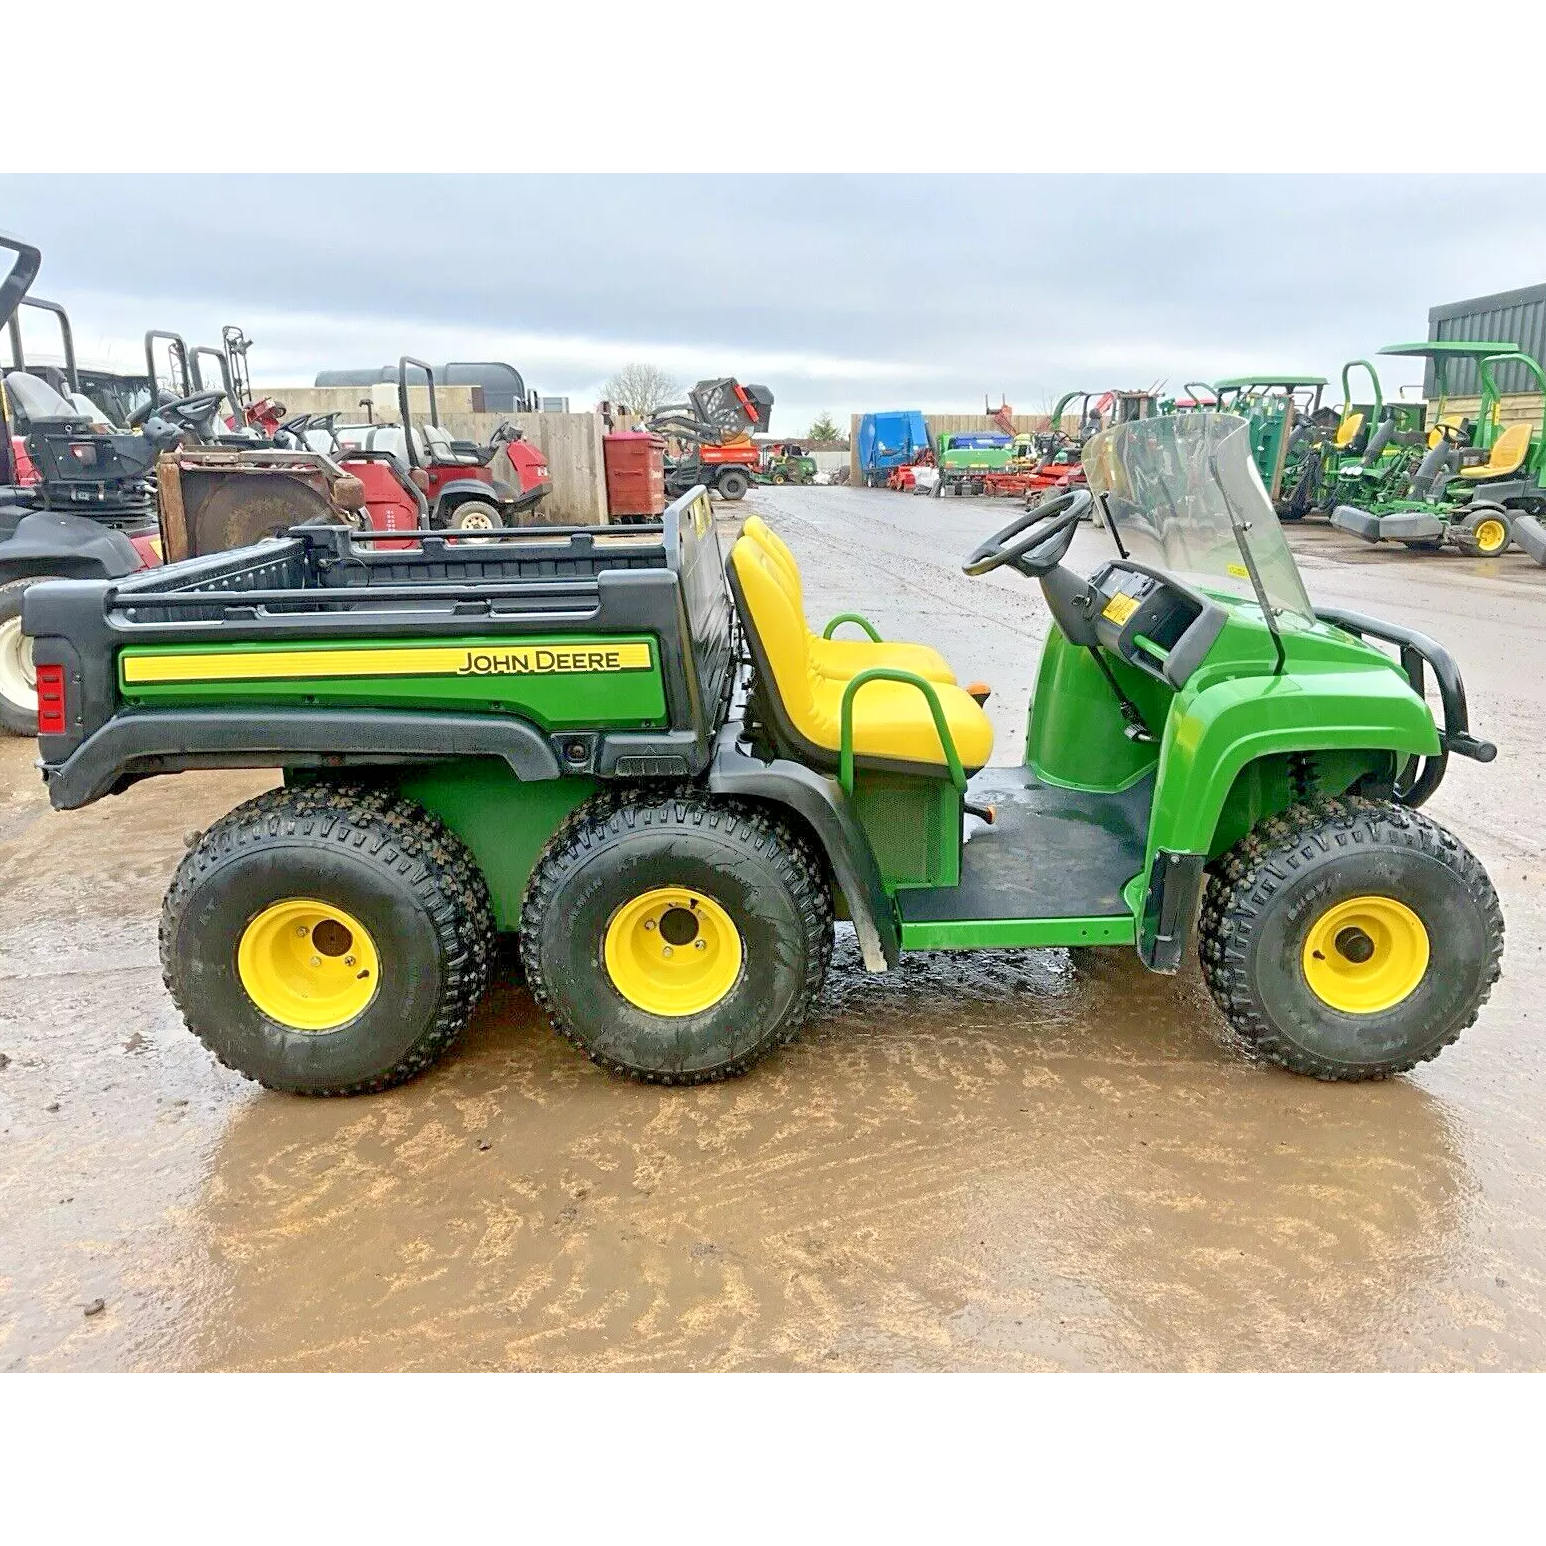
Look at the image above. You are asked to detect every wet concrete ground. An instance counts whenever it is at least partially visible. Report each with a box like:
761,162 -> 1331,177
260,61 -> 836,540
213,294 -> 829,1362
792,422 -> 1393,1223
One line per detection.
2,485 -> 1544,1371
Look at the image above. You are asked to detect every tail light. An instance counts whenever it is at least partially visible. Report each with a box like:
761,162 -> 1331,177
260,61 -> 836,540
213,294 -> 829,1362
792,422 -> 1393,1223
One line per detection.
36,662 -> 67,736
68,441 -> 99,466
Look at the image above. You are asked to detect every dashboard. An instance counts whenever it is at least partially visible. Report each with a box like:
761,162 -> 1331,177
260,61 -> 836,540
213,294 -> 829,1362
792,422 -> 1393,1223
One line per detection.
1087,562 -> 1227,689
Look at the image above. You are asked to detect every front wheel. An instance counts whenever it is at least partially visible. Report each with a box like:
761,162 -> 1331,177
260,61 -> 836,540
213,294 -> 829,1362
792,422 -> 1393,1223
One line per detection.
520,792 -> 833,1083
0,576 -> 59,737
1199,797 -> 1503,1080
161,783 -> 497,1094
1450,505 -> 1511,557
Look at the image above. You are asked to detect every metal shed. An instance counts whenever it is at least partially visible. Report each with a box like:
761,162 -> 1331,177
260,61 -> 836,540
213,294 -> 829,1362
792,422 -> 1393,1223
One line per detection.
1428,282 -> 1546,396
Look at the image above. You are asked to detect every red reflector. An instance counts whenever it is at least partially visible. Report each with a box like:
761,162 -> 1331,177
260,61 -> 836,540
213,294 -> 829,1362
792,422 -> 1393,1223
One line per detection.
36,662 -> 67,736
68,442 -> 99,465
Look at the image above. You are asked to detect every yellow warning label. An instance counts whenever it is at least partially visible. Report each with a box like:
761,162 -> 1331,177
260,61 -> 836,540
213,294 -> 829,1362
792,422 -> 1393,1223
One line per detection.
1226,563 -> 1250,580
122,641 -> 653,685
1102,593 -> 1139,625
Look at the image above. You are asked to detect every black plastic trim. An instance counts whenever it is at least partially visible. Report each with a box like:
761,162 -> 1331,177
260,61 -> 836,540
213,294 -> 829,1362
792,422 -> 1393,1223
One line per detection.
1138,850 -> 1206,972
707,725 -> 897,971
41,708 -> 562,810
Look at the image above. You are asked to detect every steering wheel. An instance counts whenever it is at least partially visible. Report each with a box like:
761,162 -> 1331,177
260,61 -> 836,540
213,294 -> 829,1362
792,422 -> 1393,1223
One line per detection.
131,389 -> 225,430
962,488 -> 1092,578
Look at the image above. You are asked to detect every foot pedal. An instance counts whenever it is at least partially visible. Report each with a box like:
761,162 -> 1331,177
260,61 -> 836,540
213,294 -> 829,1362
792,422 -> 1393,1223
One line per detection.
965,681 -> 992,706
964,801 -> 996,825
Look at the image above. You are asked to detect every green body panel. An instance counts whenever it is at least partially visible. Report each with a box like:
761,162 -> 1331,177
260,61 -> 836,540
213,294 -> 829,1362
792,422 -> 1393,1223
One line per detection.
393,759 -> 601,930
1024,631 -> 1165,791
1140,610 -> 1438,861
936,435 -> 1016,474
850,771 -> 962,892
118,634 -> 668,730
898,914 -> 1135,950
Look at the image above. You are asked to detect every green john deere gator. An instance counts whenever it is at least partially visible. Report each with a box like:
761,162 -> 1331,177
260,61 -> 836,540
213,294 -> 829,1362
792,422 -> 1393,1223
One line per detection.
23,413 -> 1503,1095
1212,375 -> 1328,516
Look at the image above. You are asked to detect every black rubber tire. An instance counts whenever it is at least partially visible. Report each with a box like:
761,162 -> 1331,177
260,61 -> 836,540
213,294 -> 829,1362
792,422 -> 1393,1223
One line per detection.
160,782 -> 497,1095
519,789 -> 834,1084
769,467 -> 787,485
1450,505 -> 1511,558
445,498 -> 505,533
1199,797 -> 1503,1081
0,576 -> 59,737
716,469 -> 750,501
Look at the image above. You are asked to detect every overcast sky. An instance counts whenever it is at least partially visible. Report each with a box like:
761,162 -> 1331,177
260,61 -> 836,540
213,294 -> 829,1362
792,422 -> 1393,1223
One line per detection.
4,174 -> 1544,433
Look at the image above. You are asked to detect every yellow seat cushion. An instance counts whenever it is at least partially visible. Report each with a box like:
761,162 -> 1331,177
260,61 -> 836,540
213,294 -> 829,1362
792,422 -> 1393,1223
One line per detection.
1460,421 -> 1531,479
730,538 -> 993,771
1334,410 -> 1363,449
741,514 -> 955,684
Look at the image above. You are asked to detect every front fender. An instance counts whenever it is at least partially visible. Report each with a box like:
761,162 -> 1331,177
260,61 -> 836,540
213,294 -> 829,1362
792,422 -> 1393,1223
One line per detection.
1146,666 -> 1439,859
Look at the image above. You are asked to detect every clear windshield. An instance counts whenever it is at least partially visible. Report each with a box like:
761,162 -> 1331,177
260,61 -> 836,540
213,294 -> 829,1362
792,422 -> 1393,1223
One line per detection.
1081,412 -> 1314,621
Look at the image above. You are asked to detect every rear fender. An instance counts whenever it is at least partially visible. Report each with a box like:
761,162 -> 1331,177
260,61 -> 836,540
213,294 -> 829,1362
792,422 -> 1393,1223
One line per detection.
707,727 -> 897,971
0,510 -> 145,581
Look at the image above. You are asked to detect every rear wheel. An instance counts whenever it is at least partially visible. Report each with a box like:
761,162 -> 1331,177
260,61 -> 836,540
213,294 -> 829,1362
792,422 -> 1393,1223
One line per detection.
1199,797 -> 1503,1080
0,576 -> 58,737
715,468 -> 750,501
160,783 -> 496,1095
520,791 -> 833,1083
445,499 -> 505,537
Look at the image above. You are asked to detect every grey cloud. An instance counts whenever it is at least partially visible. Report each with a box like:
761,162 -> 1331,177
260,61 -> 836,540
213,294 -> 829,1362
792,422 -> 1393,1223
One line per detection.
3,174 -> 1543,430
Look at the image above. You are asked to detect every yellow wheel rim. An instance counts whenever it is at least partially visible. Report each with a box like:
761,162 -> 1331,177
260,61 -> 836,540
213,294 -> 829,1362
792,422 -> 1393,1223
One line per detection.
1474,517 -> 1507,555
603,886 -> 743,1017
1302,895 -> 1429,1015
237,898 -> 381,1031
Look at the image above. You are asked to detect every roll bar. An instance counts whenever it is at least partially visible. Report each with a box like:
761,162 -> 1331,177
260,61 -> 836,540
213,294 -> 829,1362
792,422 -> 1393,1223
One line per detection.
397,355 -> 438,469
5,295 -> 79,394
145,330 -> 191,399
0,230 -> 42,331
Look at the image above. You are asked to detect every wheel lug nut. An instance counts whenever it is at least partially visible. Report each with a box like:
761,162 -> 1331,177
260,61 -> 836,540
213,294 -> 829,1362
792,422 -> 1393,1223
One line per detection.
662,945 -> 673,957
310,955 -> 321,967
295,924 -> 309,936
643,919 -> 656,931
695,939 -> 706,950
344,955 -> 356,966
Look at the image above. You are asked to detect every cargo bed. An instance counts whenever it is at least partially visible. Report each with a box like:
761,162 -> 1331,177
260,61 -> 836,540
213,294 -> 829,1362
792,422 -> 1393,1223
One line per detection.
25,488 -> 736,808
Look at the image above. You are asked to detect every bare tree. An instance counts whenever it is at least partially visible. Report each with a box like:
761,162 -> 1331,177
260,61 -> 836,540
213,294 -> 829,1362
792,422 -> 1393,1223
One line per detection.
601,363 -> 680,419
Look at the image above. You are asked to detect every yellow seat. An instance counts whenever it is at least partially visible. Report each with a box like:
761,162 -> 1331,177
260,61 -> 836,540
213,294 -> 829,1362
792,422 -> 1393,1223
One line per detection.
741,515 -> 956,684
1460,421 -> 1531,479
728,537 -> 993,773
1334,410 -> 1364,450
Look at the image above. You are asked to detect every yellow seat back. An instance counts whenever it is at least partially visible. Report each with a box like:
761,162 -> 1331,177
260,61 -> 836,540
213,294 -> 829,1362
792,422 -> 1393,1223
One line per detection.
728,537 -> 823,742
1334,411 -> 1364,449
741,515 -> 805,612
1462,421 -> 1531,478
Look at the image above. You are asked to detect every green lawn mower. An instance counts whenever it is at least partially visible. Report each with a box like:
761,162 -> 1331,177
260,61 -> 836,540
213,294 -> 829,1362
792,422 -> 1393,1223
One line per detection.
1212,375 -> 1328,515
1331,344 -> 1542,556
761,442 -> 817,485
23,414 -> 1503,1095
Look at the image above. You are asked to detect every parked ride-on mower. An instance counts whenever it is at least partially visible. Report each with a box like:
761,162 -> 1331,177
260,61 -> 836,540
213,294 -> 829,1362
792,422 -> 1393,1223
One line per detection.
333,358 -> 551,532
1331,344 -> 1544,555
22,412 -> 1504,1097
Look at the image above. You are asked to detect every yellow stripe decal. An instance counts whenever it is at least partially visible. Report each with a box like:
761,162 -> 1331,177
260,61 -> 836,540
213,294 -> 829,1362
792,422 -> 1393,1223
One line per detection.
122,641 -> 654,685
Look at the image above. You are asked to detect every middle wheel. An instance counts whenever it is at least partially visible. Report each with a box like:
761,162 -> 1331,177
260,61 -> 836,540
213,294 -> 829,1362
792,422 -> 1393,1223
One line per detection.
519,792 -> 834,1083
